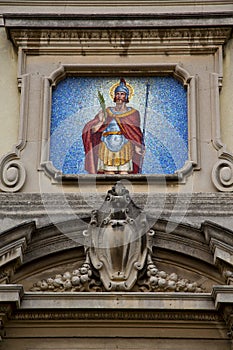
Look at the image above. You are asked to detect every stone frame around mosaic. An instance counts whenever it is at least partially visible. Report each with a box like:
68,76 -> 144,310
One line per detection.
1,25 -> 232,192
39,63 -> 199,185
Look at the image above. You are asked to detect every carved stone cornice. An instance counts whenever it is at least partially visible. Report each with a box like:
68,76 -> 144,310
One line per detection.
1,0 -> 233,7
2,9 -> 233,29
8,28 -> 232,56
17,291 -> 215,310
1,0 -> 233,8
0,285 -> 228,338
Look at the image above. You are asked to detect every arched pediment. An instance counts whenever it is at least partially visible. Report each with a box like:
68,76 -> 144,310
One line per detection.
1,183 -> 233,346
1,185 -> 232,293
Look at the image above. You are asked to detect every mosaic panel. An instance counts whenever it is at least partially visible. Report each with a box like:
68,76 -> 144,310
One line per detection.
50,76 -> 188,175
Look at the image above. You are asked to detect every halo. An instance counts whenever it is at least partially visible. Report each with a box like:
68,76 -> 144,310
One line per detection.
109,80 -> 134,101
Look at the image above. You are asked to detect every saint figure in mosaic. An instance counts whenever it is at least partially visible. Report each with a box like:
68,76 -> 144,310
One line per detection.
82,78 -> 144,174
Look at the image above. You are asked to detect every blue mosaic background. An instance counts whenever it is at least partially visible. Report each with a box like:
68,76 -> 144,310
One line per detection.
50,76 -> 188,174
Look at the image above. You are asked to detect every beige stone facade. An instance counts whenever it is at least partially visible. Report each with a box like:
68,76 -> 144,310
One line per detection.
0,1 -> 233,349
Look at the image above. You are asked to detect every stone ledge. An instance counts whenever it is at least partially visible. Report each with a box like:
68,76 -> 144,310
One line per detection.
1,192 -> 233,232
0,192 -> 233,213
0,284 -> 218,312
1,10 -> 233,30
0,284 -> 231,314
20,291 -> 214,310
0,285 -> 23,308
212,286 -> 233,308
1,1 -> 233,18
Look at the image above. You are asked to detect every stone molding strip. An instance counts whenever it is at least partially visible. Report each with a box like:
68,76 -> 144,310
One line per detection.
0,193 -> 233,217
2,12 -> 233,28
11,309 -> 222,322
0,284 -> 228,328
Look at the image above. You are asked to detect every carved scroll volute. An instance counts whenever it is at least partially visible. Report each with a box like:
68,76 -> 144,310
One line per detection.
0,154 -> 26,192
212,157 -> 233,192
0,74 -> 28,193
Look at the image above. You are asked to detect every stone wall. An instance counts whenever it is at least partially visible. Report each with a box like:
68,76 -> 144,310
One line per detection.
0,3 -> 232,193
0,2 -> 233,350
0,28 -> 19,158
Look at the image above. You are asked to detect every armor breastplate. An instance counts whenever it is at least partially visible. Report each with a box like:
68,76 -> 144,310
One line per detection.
101,118 -> 128,152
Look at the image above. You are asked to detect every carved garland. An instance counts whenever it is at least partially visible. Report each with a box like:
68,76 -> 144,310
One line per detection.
31,264 -> 205,293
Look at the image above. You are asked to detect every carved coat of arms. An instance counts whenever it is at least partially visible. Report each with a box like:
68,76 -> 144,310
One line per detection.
84,181 -> 154,291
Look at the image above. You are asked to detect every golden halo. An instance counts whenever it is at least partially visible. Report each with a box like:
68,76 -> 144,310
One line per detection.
109,80 -> 134,101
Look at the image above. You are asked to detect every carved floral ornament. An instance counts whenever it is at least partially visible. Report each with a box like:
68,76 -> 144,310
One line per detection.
32,182 -> 205,293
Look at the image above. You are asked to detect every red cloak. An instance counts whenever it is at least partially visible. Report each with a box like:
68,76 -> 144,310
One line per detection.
82,107 -> 143,174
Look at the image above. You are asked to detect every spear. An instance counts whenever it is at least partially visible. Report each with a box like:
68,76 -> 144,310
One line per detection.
139,82 -> 150,174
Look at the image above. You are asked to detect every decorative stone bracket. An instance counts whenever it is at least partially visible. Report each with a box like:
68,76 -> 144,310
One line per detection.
202,221 -> 233,285
0,221 -> 34,283
212,286 -> 233,339
0,284 -> 24,340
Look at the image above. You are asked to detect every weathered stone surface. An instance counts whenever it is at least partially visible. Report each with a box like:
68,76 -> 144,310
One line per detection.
1,1 -> 233,348
1,192 -> 233,232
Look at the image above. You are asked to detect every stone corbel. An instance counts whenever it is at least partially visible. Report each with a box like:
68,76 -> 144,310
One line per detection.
209,239 -> 233,285
0,238 -> 27,283
202,221 -> 233,284
0,284 -> 24,341
0,312 -> 7,341
0,74 -> 29,192
0,221 -> 34,283
210,239 -> 233,267
212,286 -> 233,339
